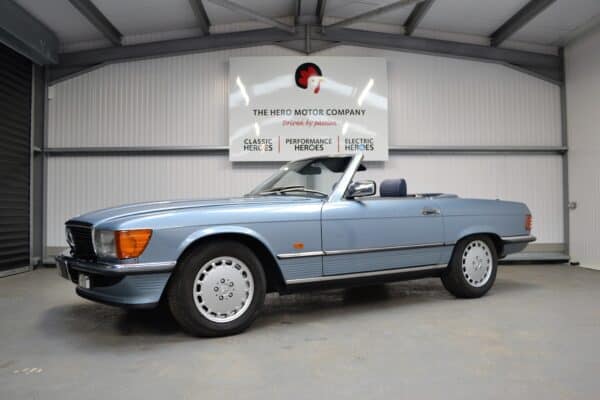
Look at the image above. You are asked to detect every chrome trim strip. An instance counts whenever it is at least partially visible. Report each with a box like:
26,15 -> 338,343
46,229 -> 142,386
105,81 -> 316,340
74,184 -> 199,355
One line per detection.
325,242 -> 445,256
99,261 -> 177,273
276,242 -> 446,259
91,226 -> 97,257
501,235 -> 536,244
277,251 -> 325,259
285,264 -> 447,285
56,255 -> 176,275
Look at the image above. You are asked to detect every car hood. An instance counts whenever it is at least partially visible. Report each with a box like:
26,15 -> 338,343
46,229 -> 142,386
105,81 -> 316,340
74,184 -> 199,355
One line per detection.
68,196 -> 320,226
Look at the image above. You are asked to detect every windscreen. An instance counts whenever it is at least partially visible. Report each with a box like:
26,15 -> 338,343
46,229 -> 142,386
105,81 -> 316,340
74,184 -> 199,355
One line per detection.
248,156 -> 354,198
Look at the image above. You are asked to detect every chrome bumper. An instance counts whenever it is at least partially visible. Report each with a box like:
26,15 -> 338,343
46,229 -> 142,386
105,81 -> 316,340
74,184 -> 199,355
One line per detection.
55,253 -> 175,277
501,235 -> 536,244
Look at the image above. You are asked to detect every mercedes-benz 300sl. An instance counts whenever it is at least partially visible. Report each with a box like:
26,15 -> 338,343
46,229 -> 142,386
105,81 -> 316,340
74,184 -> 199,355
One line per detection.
57,153 -> 535,336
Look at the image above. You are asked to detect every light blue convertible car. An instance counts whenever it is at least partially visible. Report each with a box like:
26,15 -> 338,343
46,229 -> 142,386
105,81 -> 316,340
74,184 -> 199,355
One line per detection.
57,153 -> 535,336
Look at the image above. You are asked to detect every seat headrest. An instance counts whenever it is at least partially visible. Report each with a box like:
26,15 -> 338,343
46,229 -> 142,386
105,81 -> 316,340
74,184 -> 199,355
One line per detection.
380,179 -> 407,197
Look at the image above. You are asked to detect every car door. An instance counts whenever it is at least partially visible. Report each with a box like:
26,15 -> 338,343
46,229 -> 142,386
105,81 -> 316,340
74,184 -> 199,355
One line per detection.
321,197 -> 445,275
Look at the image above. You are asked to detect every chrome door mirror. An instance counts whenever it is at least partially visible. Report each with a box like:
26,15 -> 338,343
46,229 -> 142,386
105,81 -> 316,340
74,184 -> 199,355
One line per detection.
346,180 -> 376,199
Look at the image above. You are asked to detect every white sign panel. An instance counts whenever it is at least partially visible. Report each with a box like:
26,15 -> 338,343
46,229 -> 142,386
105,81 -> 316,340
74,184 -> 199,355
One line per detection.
229,57 -> 388,161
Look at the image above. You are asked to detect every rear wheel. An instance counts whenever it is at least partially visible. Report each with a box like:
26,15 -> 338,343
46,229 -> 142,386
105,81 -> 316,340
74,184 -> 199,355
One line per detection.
167,241 -> 266,337
441,235 -> 497,298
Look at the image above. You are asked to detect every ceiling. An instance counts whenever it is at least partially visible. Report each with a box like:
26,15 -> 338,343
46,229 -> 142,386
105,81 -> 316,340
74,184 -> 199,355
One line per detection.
14,0 -> 600,53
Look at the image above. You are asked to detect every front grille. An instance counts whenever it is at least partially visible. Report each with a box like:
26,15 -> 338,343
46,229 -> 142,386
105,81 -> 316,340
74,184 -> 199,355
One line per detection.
66,222 -> 96,260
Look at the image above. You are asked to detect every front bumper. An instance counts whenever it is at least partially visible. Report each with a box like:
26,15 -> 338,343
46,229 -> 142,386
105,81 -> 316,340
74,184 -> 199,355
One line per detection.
56,254 -> 175,308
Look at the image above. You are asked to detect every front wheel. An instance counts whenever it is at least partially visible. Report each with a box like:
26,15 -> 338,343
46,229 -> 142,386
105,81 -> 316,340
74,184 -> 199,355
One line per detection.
441,235 -> 498,298
167,241 -> 266,337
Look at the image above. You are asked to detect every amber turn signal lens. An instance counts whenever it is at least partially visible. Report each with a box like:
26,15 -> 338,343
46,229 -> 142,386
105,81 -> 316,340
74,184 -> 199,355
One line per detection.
115,229 -> 152,259
525,214 -> 532,231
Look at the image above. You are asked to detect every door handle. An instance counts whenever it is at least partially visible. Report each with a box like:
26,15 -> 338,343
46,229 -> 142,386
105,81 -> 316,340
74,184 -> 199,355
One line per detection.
421,207 -> 440,216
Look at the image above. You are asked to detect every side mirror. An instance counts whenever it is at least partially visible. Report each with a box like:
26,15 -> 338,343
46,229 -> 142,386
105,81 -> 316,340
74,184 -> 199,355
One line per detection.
346,180 -> 376,199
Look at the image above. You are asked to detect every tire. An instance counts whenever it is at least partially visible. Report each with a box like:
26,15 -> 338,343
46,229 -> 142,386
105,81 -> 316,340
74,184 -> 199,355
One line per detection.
167,240 -> 266,337
441,235 -> 498,298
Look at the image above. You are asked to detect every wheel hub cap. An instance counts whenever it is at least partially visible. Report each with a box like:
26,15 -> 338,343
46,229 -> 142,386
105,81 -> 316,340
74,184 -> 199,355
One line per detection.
193,256 -> 254,323
462,240 -> 492,287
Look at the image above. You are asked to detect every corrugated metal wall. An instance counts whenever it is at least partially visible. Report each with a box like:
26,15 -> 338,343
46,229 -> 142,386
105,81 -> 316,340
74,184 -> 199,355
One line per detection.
46,45 -> 563,247
49,45 -> 561,147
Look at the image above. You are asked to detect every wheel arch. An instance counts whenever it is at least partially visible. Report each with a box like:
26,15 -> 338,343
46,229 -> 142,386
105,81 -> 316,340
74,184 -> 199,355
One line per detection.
174,227 -> 286,293
452,232 -> 504,260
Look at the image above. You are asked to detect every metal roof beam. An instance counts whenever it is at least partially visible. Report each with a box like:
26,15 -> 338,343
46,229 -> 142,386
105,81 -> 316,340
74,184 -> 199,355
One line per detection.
51,26 -> 562,84
490,0 -> 556,47
55,28 -> 303,67
317,28 -> 562,83
188,0 -> 211,35
296,15 -> 319,25
205,0 -> 295,33
316,0 -> 327,26
324,0 -> 424,30
47,63 -> 106,85
403,0 -> 434,36
295,0 -> 302,25
41,145 -> 567,156
67,0 -> 122,46
0,0 -> 59,64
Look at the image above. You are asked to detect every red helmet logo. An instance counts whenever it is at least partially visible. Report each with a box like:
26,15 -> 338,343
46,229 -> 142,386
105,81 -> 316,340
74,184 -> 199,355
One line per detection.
295,62 -> 323,94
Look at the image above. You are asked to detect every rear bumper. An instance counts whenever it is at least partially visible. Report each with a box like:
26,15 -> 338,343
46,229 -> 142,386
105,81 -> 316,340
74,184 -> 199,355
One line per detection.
499,235 -> 536,258
501,235 -> 536,244
56,254 -> 174,308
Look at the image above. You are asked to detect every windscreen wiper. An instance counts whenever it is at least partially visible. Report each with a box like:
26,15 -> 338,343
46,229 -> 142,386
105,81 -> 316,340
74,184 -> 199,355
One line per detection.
259,186 -> 327,197
259,185 -> 304,194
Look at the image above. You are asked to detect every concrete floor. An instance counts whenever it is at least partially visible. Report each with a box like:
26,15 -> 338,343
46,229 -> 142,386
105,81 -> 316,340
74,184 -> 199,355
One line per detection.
1,265 -> 599,399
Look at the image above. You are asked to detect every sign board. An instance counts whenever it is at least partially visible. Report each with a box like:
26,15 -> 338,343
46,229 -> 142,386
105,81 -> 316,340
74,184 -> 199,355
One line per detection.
229,57 -> 388,161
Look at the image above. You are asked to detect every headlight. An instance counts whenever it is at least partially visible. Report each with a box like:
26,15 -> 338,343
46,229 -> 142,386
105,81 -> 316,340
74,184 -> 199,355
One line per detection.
94,229 -> 153,260
94,230 -> 117,258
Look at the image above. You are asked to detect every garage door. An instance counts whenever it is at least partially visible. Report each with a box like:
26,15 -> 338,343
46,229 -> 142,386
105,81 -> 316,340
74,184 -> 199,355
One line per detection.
0,44 -> 32,273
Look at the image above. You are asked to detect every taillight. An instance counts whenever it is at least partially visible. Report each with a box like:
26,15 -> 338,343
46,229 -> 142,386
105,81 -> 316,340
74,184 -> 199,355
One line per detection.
525,214 -> 532,231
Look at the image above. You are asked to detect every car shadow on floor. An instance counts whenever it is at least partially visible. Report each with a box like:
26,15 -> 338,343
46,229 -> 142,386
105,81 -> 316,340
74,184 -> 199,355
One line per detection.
255,276 -> 537,328
38,276 -> 538,349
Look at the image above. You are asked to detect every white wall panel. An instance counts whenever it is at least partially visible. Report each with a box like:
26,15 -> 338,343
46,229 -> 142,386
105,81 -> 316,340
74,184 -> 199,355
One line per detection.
318,46 -> 562,146
48,46 -> 297,147
47,154 -> 563,246
48,45 -> 562,148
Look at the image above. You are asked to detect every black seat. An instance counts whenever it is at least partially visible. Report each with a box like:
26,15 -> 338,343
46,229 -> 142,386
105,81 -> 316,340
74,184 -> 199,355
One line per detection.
380,179 -> 407,197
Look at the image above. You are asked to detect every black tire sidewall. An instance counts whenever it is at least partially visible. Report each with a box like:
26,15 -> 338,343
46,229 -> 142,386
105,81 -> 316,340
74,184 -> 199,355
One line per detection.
443,235 -> 498,298
169,241 -> 266,336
